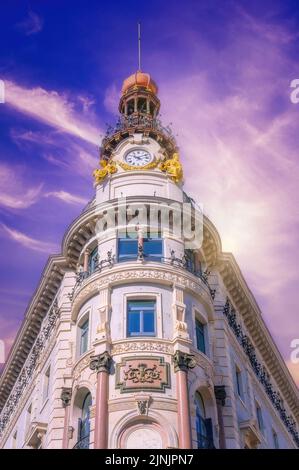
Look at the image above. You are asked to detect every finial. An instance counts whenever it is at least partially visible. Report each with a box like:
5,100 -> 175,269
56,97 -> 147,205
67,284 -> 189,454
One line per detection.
138,22 -> 141,71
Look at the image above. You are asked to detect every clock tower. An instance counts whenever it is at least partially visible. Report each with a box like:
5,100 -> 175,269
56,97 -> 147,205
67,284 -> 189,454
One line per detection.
93,70 -> 183,207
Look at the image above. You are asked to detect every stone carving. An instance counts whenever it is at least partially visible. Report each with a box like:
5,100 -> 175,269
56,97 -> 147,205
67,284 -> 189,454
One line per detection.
72,267 -> 212,313
73,354 -> 92,380
124,363 -> 161,384
111,341 -> 173,355
173,351 -> 196,373
214,385 -> 227,406
116,357 -> 170,393
89,351 -> 112,373
61,388 -> 72,407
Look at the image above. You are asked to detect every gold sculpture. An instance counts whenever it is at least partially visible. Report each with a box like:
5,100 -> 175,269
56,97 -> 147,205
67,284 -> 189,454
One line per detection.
159,153 -> 183,183
93,159 -> 117,184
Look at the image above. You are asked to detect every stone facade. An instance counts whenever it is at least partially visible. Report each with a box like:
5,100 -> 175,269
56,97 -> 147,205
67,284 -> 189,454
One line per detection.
0,70 -> 298,450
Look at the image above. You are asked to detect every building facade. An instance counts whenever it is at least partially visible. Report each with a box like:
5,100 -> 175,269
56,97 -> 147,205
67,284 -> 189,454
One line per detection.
0,71 -> 298,450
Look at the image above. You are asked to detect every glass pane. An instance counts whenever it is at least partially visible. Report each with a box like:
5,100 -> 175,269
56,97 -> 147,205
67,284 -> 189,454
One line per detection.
80,320 -> 89,355
128,312 -> 140,335
118,239 -> 138,261
143,311 -> 155,333
196,321 -> 205,354
143,239 -> 162,260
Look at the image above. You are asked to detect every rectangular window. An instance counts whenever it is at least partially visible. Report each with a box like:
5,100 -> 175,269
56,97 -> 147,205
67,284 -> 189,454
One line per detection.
195,319 -> 206,354
272,430 -> 279,449
26,404 -> 32,435
118,235 -> 162,262
256,404 -> 264,433
43,366 -> 51,403
12,430 -> 17,449
80,319 -> 89,355
127,300 -> 156,337
235,366 -> 243,399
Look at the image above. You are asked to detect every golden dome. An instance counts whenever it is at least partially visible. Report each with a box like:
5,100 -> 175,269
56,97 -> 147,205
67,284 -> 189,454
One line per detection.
121,71 -> 158,95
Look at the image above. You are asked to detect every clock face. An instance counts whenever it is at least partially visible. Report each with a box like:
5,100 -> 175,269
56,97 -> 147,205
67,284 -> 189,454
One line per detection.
124,149 -> 153,167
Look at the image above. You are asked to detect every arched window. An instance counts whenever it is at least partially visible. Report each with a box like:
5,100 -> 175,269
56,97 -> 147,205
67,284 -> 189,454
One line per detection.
195,392 -> 214,449
76,392 -> 92,449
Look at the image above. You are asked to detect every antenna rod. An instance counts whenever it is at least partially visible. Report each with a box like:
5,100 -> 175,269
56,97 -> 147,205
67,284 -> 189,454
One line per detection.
138,22 -> 141,71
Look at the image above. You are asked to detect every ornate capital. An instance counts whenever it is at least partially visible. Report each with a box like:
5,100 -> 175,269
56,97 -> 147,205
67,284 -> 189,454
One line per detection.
173,351 -> 196,373
61,387 -> 72,407
89,351 -> 112,374
214,385 -> 226,406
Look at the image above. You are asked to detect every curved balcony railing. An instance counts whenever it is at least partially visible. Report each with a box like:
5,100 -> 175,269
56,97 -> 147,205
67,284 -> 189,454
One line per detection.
68,250 -> 215,302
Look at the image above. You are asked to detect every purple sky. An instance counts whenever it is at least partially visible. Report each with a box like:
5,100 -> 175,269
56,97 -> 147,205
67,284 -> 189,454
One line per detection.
0,1 -> 299,384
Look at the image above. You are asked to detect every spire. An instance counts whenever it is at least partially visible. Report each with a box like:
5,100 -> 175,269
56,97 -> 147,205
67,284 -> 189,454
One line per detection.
138,22 -> 141,72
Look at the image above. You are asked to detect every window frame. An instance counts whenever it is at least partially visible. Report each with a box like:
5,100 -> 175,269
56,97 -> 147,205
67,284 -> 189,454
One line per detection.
117,233 -> 163,263
195,319 -> 206,354
255,402 -> 264,434
272,429 -> 279,449
127,299 -> 156,337
235,365 -> 244,400
42,365 -> 51,405
123,293 -> 162,338
77,311 -> 91,358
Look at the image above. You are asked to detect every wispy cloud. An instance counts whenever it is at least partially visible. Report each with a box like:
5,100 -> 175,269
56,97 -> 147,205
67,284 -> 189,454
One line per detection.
16,10 -> 43,36
1,224 -> 58,253
45,190 -> 88,205
5,81 -> 101,145
0,163 -> 43,209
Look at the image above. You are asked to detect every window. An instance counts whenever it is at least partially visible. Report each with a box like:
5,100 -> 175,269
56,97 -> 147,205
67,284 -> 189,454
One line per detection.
77,393 -> 92,449
256,404 -> 264,433
79,318 -> 89,355
118,235 -> 162,262
88,247 -> 98,274
12,430 -> 17,449
127,300 -> 156,337
235,366 -> 243,399
43,366 -> 51,403
25,404 -> 32,435
272,429 -> 279,449
184,249 -> 201,275
195,319 -> 205,354
195,392 -> 214,449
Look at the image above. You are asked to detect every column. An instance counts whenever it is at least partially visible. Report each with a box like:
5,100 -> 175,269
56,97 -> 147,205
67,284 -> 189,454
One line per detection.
61,388 -> 72,449
90,351 -> 112,449
173,351 -> 196,449
214,385 -> 227,449
83,249 -> 90,273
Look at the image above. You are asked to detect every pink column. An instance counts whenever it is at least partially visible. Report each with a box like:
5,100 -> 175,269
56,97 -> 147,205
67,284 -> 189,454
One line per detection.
90,352 -> 112,449
61,388 -> 72,449
174,351 -> 196,449
83,249 -> 90,273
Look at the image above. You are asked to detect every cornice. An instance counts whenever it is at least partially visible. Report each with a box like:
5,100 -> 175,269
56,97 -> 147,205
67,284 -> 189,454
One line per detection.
0,255 -> 67,410
218,252 -> 299,421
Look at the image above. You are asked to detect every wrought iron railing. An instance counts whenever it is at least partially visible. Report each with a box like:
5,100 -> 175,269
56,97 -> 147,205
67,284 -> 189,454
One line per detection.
73,434 -> 90,449
68,250 -> 215,301
223,298 -> 299,448
102,114 -> 176,144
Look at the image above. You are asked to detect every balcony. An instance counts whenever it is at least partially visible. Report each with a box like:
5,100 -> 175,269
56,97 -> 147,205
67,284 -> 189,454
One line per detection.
69,249 -> 215,303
